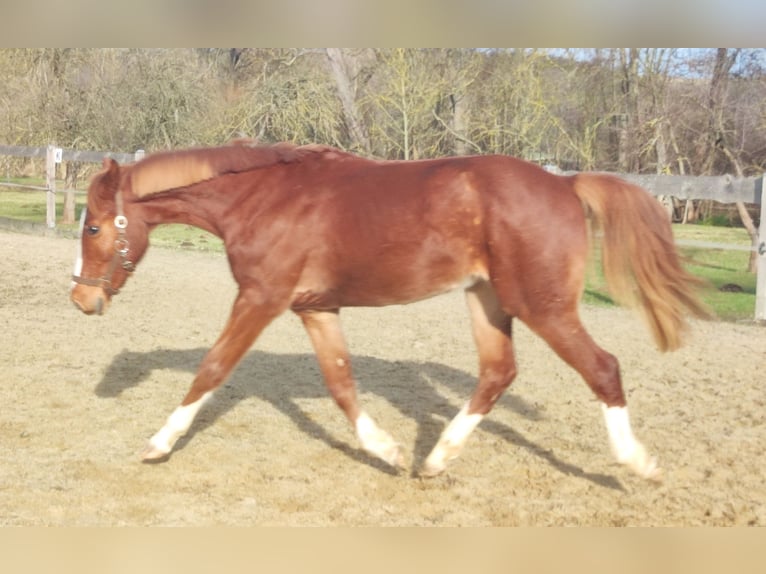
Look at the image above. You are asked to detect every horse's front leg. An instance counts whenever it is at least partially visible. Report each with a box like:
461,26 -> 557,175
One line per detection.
142,288 -> 285,461
298,309 -> 405,470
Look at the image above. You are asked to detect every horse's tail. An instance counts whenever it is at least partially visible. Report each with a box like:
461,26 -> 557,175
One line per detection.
572,173 -> 711,352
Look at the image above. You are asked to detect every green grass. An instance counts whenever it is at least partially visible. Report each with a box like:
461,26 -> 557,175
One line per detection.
0,187 -> 223,251
673,225 -> 756,321
582,224 -> 756,321
0,186 -> 758,321
0,187 -> 56,220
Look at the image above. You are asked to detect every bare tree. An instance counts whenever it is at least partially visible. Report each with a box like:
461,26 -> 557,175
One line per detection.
2,48 -> 766,216
542,49 -> 619,170
467,50 -> 560,162
702,49 -> 759,271
430,49 -> 482,156
364,49 -> 449,160
324,48 -> 373,155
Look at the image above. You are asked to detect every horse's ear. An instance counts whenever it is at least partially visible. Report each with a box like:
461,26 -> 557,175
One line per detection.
94,158 -> 121,201
102,157 -> 120,177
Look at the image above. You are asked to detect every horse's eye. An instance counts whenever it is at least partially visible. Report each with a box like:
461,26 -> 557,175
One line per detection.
86,225 -> 100,236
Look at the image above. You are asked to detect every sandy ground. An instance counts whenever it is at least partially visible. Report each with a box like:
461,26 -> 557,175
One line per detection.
0,229 -> 764,526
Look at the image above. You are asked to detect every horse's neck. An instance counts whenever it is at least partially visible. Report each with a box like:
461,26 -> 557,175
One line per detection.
136,187 -> 228,238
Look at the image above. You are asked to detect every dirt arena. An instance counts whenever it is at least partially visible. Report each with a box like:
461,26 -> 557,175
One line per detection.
1,229 -> 764,526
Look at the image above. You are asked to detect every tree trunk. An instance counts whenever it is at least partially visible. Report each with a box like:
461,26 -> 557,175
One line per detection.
703,48 -> 758,272
734,201 -> 759,272
723,145 -> 759,272
618,48 -> 640,173
655,121 -> 669,174
450,93 -> 475,156
61,161 -> 79,225
324,48 -> 371,155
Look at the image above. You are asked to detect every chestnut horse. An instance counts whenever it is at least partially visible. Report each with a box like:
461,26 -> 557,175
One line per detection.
71,142 -> 708,480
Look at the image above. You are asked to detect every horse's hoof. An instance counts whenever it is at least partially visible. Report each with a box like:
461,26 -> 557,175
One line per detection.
639,458 -> 663,483
622,445 -> 663,482
391,447 -> 407,470
375,443 -> 406,471
646,467 -> 663,483
356,411 -> 406,470
141,443 -> 171,462
418,460 -> 446,478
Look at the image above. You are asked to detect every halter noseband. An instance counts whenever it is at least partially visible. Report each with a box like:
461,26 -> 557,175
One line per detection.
71,191 -> 136,296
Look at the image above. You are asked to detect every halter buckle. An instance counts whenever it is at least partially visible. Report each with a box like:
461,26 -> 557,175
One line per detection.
115,237 -> 130,255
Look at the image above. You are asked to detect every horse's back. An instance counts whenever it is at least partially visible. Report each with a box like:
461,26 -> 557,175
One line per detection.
287,156 -> 490,308
281,154 -> 587,312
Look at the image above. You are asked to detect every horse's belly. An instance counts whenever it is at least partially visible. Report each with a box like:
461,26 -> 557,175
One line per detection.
290,256 -> 488,310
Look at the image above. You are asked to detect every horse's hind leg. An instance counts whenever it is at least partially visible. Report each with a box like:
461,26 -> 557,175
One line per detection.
421,280 -> 516,477
525,308 -> 661,480
298,309 -> 405,469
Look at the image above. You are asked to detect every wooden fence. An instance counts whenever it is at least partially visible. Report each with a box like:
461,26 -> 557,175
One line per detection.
0,145 -> 144,228
1,144 -> 765,321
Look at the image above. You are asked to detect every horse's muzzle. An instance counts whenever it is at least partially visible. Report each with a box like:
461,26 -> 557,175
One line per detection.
70,286 -> 108,316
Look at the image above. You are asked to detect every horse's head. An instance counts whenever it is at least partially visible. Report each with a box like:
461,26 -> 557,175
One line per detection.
70,158 -> 150,315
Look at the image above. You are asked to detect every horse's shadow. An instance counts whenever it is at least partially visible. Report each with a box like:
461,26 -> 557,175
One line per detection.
96,347 -> 623,490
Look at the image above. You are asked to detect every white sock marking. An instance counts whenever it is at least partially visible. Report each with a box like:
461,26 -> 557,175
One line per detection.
146,392 -> 212,457
422,403 -> 483,476
602,405 -> 638,461
602,404 -> 660,480
355,411 -> 403,468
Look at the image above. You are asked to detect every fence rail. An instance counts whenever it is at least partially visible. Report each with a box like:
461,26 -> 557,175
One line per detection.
560,171 -> 763,205
0,144 -> 138,164
2,144 -> 765,321
1,144 -> 144,228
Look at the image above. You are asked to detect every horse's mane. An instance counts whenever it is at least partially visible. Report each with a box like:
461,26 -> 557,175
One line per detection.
125,142 -> 353,198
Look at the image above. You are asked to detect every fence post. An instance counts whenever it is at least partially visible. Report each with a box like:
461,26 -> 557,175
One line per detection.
45,145 -> 57,228
755,177 -> 766,321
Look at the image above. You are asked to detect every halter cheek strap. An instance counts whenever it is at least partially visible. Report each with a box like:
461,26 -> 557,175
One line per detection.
71,190 -> 135,296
